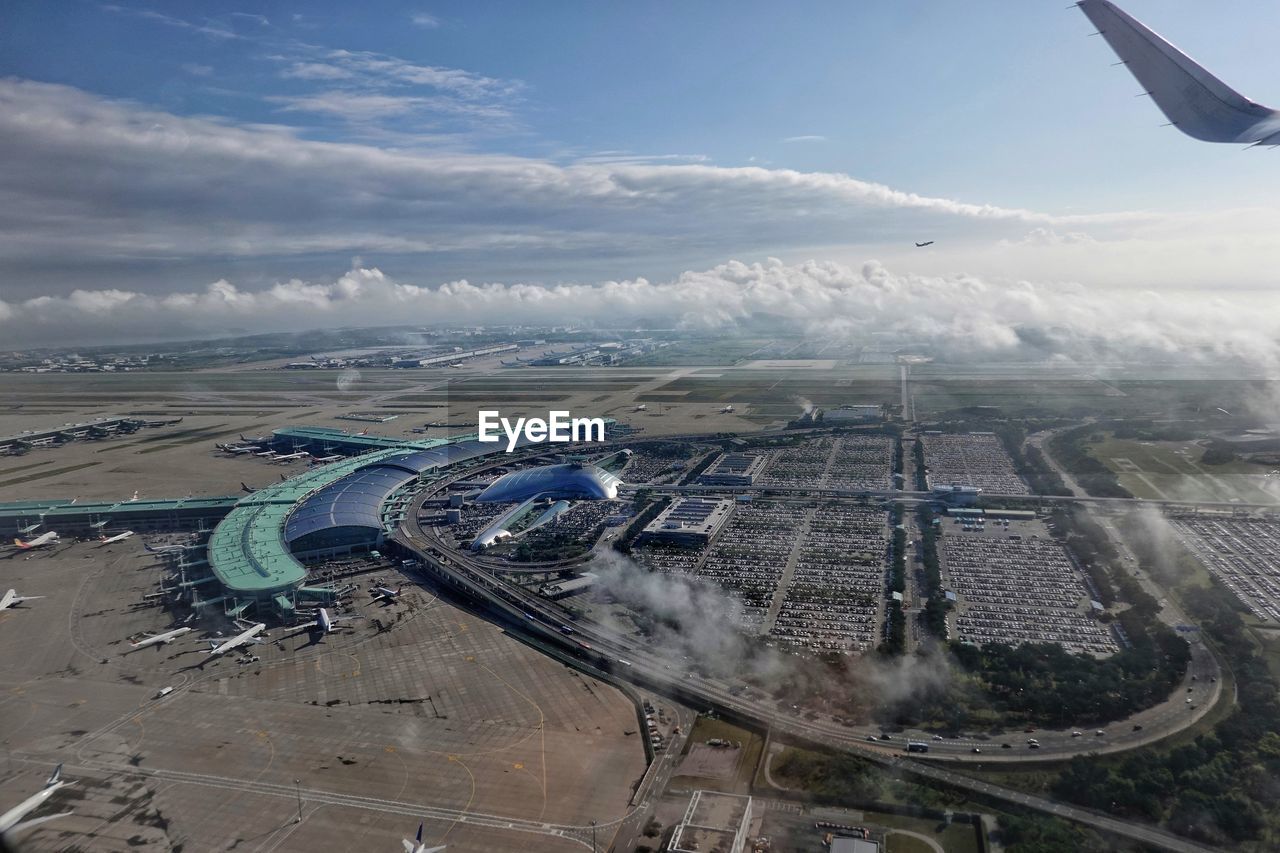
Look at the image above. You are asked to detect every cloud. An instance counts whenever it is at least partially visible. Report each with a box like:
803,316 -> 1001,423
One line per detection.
4,78 -> 1280,310
7,257 -> 1280,372
782,135 -> 827,143
410,12 -> 441,29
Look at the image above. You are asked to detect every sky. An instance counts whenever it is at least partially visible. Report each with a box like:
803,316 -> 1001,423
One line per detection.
3,0 -> 1280,350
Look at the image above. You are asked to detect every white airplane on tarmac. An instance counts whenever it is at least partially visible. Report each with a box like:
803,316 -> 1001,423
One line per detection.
12,531 -> 58,550
283,608 -> 345,639
0,764 -> 73,844
206,623 -> 267,657
99,531 -> 135,545
371,586 -> 403,603
1,589 -> 45,610
402,822 -> 446,853
128,626 -> 193,651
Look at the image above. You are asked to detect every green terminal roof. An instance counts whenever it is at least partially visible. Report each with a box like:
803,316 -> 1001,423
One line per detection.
206,433 -> 467,597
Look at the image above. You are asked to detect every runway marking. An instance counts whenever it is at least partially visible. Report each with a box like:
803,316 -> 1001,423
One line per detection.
437,754 -> 477,845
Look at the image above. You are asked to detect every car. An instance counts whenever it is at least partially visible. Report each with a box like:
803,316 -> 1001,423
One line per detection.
1029,743 -> 1041,749
1132,724 -> 1143,731
1024,726 -> 1037,733
1096,730 -> 1106,736
971,747 -> 982,753
1026,738 -> 1039,745
1001,743 -> 1012,749
1071,731 -> 1082,737
866,735 -> 877,742
932,735 -> 944,741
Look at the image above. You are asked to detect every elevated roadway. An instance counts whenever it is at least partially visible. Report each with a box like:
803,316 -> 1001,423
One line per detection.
393,502 -> 1223,852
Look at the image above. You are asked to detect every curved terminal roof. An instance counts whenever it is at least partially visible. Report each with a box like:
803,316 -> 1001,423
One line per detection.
208,423 -> 617,609
476,462 -> 622,504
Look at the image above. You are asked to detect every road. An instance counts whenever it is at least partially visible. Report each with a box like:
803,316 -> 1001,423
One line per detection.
393,501 -> 1226,853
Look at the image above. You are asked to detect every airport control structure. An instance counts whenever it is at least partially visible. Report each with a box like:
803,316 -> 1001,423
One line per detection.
0,422 -> 618,620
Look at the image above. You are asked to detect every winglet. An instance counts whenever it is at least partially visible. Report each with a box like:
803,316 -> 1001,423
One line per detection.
1077,0 -> 1280,144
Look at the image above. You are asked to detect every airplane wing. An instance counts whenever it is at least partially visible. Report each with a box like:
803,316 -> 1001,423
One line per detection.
4,810 -> 74,836
1077,0 -> 1280,144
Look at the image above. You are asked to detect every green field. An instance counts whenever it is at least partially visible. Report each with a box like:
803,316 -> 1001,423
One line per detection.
1088,435 -> 1279,504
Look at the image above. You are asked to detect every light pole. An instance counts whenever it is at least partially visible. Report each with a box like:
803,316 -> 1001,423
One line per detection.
294,779 -> 303,823
590,819 -> 597,853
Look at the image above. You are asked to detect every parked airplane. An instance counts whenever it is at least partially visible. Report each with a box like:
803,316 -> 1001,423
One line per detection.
128,626 -> 193,651
1077,0 -> 1280,146
253,450 -> 278,458
311,455 -> 343,465
402,822 -> 446,853
206,623 -> 266,657
720,404 -> 735,414
634,404 -> 647,412
371,586 -> 403,603
1,589 -> 45,610
0,764 -> 73,843
271,452 -> 309,464
13,531 -> 59,550
144,542 -> 187,555
99,531 -> 135,545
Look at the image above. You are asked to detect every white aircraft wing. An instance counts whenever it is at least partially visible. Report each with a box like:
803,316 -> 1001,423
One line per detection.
4,810 -> 74,836
1077,0 -> 1280,144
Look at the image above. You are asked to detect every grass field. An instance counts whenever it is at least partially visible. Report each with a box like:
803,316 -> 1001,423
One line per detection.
1089,435 -> 1279,504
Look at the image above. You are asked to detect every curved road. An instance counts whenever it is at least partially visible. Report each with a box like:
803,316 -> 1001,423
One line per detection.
394,500 -> 1225,853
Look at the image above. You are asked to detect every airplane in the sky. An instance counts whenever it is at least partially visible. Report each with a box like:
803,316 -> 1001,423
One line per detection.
0,589 -> 45,610
13,531 -> 59,550
128,626 -> 193,651
206,623 -> 267,657
99,530 -> 135,545
0,764 -> 74,843
915,241 -> 934,247
371,586 -> 403,603
1077,0 -> 1280,146
402,822 -> 447,853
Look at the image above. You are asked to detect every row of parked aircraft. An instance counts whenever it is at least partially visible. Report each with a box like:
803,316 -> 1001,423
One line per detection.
11,529 -> 134,551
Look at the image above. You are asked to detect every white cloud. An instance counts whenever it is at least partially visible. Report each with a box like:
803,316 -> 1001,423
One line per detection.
782,135 -> 827,143
3,78 -> 1280,316
5,259 -> 1280,370
410,12 -> 441,28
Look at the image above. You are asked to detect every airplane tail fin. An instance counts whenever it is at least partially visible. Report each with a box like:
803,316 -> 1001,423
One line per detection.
1077,0 -> 1280,143
46,764 -> 63,787
14,538 -> 28,549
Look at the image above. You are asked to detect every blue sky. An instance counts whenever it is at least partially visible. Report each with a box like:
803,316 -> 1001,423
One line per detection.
3,1 -> 1280,347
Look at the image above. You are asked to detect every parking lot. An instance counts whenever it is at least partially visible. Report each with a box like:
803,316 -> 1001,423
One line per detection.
1169,514 -> 1280,623
635,501 -> 892,653
755,434 -> 895,491
770,505 -> 888,654
941,521 -> 1118,655
921,432 -> 1029,495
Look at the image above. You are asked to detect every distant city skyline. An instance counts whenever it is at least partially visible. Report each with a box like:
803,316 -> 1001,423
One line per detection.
3,1 -> 1280,346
